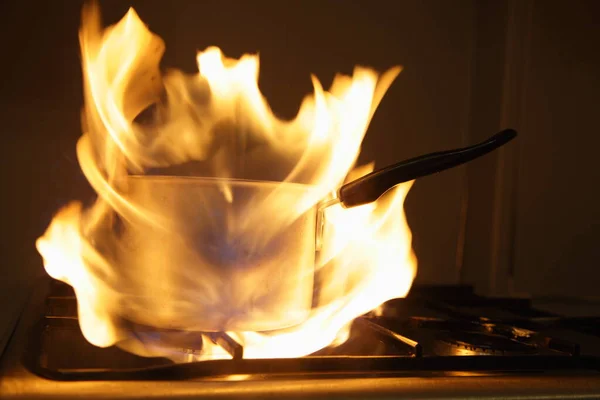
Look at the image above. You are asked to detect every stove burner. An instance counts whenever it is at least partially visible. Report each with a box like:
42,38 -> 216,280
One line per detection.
20,279 -> 598,381
435,331 -> 537,356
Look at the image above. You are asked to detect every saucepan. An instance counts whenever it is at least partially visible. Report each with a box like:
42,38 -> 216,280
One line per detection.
115,129 -> 516,333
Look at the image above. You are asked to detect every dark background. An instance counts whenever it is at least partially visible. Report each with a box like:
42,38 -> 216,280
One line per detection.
0,0 -> 599,304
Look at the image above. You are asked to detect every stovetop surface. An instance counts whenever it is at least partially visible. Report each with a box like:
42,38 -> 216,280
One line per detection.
2,277 -> 600,399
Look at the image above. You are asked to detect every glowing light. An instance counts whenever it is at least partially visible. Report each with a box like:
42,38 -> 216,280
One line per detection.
36,3 -> 417,360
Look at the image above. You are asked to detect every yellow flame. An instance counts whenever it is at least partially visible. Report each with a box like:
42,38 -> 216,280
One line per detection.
36,4 -> 417,359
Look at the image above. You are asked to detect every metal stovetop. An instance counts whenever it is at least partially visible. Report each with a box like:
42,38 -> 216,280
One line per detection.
2,277 -> 600,399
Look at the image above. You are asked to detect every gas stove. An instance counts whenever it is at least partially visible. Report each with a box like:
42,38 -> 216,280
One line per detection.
2,278 -> 600,399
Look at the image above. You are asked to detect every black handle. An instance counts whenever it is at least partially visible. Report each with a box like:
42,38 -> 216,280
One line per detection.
338,129 -> 517,208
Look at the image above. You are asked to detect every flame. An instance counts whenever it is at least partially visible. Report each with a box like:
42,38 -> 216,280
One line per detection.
36,3 -> 417,360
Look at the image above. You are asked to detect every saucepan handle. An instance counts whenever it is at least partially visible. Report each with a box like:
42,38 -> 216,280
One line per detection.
337,128 -> 517,208
315,128 -> 517,252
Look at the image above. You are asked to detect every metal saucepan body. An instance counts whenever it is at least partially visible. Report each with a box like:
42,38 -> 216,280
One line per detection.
109,129 -> 517,332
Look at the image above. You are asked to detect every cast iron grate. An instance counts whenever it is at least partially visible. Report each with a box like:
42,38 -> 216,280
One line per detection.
24,279 -> 600,381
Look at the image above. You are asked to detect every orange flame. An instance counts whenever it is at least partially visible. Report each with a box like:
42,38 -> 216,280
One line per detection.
36,4 -> 417,360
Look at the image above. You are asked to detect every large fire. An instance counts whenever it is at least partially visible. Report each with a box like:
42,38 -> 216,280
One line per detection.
36,3 -> 417,361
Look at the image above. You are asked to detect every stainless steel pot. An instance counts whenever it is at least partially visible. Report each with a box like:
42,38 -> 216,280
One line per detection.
113,129 -> 516,332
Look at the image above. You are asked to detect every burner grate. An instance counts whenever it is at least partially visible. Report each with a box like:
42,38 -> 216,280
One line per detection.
24,279 -> 600,381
